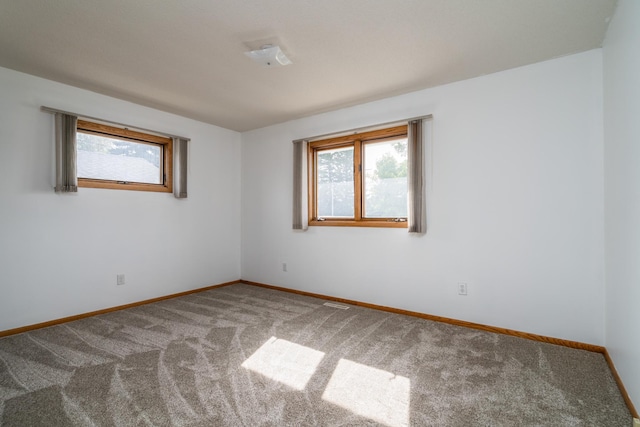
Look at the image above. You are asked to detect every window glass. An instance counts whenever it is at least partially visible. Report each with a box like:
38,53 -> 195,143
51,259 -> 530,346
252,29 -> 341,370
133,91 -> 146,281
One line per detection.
317,146 -> 354,217
363,138 -> 408,218
77,132 -> 161,184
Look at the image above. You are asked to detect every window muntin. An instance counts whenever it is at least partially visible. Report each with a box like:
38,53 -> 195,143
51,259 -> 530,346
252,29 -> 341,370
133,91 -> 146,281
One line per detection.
76,120 -> 172,192
308,125 -> 408,227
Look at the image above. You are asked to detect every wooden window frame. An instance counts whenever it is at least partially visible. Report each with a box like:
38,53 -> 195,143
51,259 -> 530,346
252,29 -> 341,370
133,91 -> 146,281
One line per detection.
76,120 -> 173,193
308,125 -> 408,228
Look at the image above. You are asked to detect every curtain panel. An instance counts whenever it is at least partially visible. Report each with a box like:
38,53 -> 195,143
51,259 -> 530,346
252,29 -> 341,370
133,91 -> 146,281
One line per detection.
407,119 -> 426,233
54,113 -> 78,193
173,137 -> 189,199
292,139 -> 309,230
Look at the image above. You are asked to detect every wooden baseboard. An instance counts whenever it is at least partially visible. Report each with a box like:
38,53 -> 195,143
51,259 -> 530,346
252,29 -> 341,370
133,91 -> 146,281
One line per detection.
242,280 -> 604,352
604,349 -> 639,418
241,280 -> 638,419
0,280 -> 240,338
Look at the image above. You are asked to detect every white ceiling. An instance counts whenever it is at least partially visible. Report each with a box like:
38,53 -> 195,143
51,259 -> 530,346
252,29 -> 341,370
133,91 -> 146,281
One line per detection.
0,0 -> 616,132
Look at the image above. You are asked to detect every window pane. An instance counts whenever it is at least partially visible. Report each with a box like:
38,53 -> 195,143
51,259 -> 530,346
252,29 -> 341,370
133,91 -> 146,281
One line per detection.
363,138 -> 408,218
317,146 -> 354,218
77,132 -> 161,184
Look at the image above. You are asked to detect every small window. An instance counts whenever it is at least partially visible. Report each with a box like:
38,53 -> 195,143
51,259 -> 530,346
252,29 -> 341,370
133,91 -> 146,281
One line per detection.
76,120 -> 173,193
308,125 -> 408,227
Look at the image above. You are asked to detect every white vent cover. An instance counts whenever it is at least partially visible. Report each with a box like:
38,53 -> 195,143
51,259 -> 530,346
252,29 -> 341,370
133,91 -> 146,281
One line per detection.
323,302 -> 350,310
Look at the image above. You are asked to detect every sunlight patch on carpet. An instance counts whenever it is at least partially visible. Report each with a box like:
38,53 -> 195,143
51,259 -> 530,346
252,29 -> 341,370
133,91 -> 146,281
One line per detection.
241,336 -> 325,390
322,358 -> 410,427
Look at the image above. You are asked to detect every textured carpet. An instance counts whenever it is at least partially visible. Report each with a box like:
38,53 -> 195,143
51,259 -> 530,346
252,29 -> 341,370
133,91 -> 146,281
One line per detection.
0,283 -> 631,426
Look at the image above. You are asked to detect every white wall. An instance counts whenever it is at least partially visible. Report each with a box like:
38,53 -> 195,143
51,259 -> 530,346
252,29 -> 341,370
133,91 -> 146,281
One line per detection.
603,0 -> 640,408
0,66 -> 241,331
242,50 -> 605,345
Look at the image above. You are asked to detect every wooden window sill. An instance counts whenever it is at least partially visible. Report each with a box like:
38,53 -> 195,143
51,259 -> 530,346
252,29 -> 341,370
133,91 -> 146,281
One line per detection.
309,219 -> 407,228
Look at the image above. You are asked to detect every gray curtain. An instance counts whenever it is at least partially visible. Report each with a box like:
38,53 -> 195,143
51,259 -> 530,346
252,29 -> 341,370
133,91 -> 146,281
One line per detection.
54,113 -> 78,193
292,139 -> 308,230
407,119 -> 426,233
173,137 -> 188,198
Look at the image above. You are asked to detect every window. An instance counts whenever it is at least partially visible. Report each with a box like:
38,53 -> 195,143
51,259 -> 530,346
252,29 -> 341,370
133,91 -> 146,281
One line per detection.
308,125 -> 408,227
76,120 -> 173,193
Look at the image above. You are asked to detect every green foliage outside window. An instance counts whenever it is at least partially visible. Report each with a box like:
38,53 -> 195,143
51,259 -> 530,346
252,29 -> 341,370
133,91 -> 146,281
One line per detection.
365,140 -> 408,218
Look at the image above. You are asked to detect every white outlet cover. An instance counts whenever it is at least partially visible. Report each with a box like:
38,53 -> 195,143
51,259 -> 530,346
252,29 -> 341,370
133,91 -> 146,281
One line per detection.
457,283 -> 467,295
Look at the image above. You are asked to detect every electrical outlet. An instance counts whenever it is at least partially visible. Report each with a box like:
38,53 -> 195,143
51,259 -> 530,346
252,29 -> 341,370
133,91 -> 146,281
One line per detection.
457,282 -> 467,296
282,263 -> 287,272
117,274 -> 125,286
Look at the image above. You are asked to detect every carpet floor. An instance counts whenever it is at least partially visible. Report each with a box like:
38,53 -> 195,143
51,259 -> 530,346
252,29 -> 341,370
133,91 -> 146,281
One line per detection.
0,283 -> 631,426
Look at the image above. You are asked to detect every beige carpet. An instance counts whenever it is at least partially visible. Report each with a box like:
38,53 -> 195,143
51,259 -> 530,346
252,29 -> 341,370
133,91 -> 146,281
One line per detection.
0,283 -> 631,426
